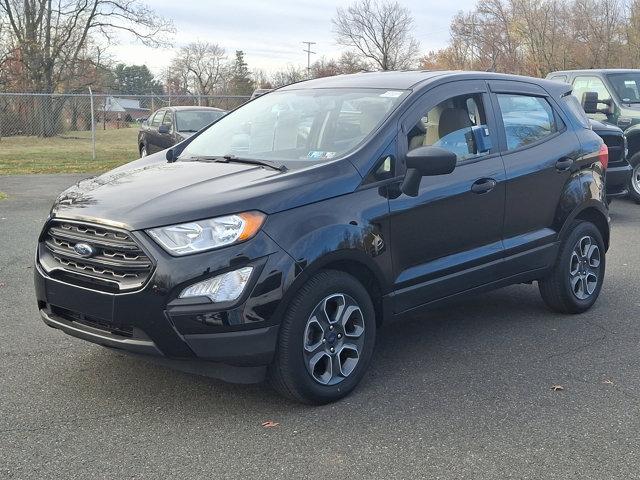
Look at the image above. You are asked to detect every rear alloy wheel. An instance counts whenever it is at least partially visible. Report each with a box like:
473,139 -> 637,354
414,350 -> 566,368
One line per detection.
269,270 -> 376,404
568,236 -> 602,300
630,156 -> 640,203
539,221 -> 606,314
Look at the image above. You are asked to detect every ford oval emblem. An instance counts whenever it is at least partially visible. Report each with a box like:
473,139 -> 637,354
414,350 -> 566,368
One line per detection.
73,242 -> 95,258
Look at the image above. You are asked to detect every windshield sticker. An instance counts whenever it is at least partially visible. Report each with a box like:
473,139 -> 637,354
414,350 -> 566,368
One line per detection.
307,151 -> 336,159
379,90 -> 404,98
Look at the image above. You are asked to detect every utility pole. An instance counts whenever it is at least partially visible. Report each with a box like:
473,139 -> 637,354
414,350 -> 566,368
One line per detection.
302,41 -> 316,77
88,87 -> 96,161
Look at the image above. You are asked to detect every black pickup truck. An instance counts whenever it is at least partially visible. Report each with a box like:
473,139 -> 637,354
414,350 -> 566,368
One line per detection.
589,119 -> 629,199
546,70 -> 637,202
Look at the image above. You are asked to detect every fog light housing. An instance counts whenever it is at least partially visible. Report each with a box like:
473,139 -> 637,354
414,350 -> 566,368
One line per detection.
179,267 -> 253,303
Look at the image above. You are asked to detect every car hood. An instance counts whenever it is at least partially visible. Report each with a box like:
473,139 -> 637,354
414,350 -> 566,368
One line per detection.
589,119 -> 623,134
51,153 -> 362,230
620,103 -> 640,112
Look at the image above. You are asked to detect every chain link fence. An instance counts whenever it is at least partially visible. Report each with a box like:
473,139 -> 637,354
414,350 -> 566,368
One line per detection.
0,93 -> 249,174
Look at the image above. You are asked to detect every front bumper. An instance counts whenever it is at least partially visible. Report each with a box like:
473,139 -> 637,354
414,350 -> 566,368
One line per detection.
35,222 -> 297,378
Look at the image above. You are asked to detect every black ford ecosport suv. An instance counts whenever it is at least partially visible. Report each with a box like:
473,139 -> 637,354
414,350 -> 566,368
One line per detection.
35,71 -> 610,404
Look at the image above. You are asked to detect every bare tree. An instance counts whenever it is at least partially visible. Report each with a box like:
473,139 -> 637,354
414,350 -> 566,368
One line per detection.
332,0 -> 419,70
0,0 -> 173,93
270,65 -> 305,88
337,51 -> 369,73
424,0 -> 634,76
624,0 -> 640,66
168,42 -> 226,97
0,17 -> 12,87
251,69 -> 272,89
310,57 -> 341,78
0,0 -> 172,136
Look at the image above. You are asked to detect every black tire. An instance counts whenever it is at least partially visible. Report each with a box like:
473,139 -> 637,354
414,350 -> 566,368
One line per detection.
140,143 -> 147,157
538,221 -> 606,314
268,270 -> 376,404
629,152 -> 640,204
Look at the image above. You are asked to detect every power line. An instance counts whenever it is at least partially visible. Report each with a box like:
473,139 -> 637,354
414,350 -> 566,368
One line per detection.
302,41 -> 316,77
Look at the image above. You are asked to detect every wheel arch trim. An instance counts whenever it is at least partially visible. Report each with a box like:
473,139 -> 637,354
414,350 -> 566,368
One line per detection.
274,249 -> 390,328
559,201 -> 610,251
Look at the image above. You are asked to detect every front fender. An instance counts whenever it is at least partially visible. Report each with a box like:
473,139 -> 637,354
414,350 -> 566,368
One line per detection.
262,187 -> 393,320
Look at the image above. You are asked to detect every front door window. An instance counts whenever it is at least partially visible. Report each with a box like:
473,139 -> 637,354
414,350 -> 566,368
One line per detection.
407,93 -> 492,162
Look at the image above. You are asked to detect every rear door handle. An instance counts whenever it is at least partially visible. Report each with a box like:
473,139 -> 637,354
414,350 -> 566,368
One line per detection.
555,158 -> 574,171
471,178 -> 497,194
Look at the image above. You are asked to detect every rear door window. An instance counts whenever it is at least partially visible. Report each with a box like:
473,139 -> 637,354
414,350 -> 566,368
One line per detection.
496,94 -> 558,150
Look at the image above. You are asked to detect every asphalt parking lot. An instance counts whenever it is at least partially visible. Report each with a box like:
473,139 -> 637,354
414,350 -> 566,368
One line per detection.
1,174 -> 640,479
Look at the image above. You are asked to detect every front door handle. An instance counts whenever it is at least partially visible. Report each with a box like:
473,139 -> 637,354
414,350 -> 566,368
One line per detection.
555,158 -> 574,171
471,178 -> 497,194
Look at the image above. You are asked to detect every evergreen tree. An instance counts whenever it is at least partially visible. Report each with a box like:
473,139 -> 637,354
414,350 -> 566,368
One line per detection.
112,64 -> 164,95
229,51 -> 254,96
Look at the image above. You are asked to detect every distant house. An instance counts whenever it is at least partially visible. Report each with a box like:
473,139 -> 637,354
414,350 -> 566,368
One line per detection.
99,96 -> 150,122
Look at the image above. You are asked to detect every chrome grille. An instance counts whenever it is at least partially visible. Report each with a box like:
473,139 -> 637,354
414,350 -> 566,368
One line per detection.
39,220 -> 154,292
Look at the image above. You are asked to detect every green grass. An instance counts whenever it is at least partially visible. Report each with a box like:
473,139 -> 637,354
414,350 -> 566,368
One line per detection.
0,191 -> 7,200
0,127 -> 140,175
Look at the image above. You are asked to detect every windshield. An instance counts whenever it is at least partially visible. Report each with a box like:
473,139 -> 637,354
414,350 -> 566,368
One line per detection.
176,110 -> 226,132
607,73 -> 640,103
179,88 -> 408,162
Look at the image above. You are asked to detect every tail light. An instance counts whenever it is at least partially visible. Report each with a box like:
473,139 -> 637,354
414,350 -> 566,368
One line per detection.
598,143 -> 609,170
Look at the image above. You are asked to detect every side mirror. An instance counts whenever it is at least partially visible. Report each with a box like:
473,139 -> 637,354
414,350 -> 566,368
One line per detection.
401,146 -> 457,197
158,124 -> 171,134
582,91 -> 599,114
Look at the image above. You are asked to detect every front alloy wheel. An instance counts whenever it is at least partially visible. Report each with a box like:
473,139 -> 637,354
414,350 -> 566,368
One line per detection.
303,293 -> 365,385
269,270 -> 376,404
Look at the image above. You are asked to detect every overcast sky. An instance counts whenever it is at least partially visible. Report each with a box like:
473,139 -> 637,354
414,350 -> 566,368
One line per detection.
110,0 -> 477,75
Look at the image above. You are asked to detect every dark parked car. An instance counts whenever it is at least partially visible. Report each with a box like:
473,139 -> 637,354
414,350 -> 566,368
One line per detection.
35,71 -> 610,404
250,88 -> 272,100
138,106 -> 226,157
547,69 -> 639,202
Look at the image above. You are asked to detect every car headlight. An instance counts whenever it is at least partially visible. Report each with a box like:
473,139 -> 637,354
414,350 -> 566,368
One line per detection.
147,211 -> 265,255
179,267 -> 253,303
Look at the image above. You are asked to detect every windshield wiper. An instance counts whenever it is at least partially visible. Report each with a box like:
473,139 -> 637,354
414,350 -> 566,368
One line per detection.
178,129 -> 200,133
181,154 -> 288,172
